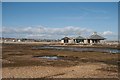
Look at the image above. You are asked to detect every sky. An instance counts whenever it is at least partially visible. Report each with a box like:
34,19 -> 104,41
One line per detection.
2,0 -> 120,2
2,2 -> 118,40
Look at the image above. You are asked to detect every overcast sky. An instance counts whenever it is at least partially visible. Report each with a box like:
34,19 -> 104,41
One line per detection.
2,2 -> 118,40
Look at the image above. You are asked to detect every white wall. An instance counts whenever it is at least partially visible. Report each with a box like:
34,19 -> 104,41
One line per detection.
61,40 -> 64,43
84,40 -> 88,44
90,40 -> 93,44
68,39 -> 74,43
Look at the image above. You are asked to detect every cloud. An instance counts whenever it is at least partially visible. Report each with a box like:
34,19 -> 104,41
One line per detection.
102,31 -> 114,36
2,26 -> 92,39
82,8 -> 108,14
100,31 -> 118,40
2,26 -> 117,40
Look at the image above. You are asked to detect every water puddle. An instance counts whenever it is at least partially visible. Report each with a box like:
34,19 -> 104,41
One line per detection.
33,46 -> 120,53
33,56 -> 61,60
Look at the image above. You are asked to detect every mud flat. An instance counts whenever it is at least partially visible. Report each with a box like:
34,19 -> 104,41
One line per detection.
2,43 -> 119,78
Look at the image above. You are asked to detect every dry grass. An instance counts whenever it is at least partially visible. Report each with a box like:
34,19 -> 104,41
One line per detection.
2,43 -> 119,67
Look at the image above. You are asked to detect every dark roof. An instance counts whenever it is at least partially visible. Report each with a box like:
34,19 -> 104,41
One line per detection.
61,37 -> 70,40
88,32 -> 105,40
75,36 -> 85,39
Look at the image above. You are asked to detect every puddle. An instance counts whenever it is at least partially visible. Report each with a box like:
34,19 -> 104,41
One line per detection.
33,56 -> 62,60
33,46 -> 120,53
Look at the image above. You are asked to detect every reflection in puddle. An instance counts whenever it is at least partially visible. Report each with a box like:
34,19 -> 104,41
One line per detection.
33,56 -> 60,60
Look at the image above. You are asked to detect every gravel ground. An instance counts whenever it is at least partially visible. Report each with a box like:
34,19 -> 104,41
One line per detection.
2,63 -> 118,78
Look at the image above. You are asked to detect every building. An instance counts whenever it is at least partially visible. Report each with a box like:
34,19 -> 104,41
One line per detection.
61,37 -> 70,43
61,36 -> 85,44
85,32 -> 105,44
74,36 -> 85,43
61,32 -> 106,44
